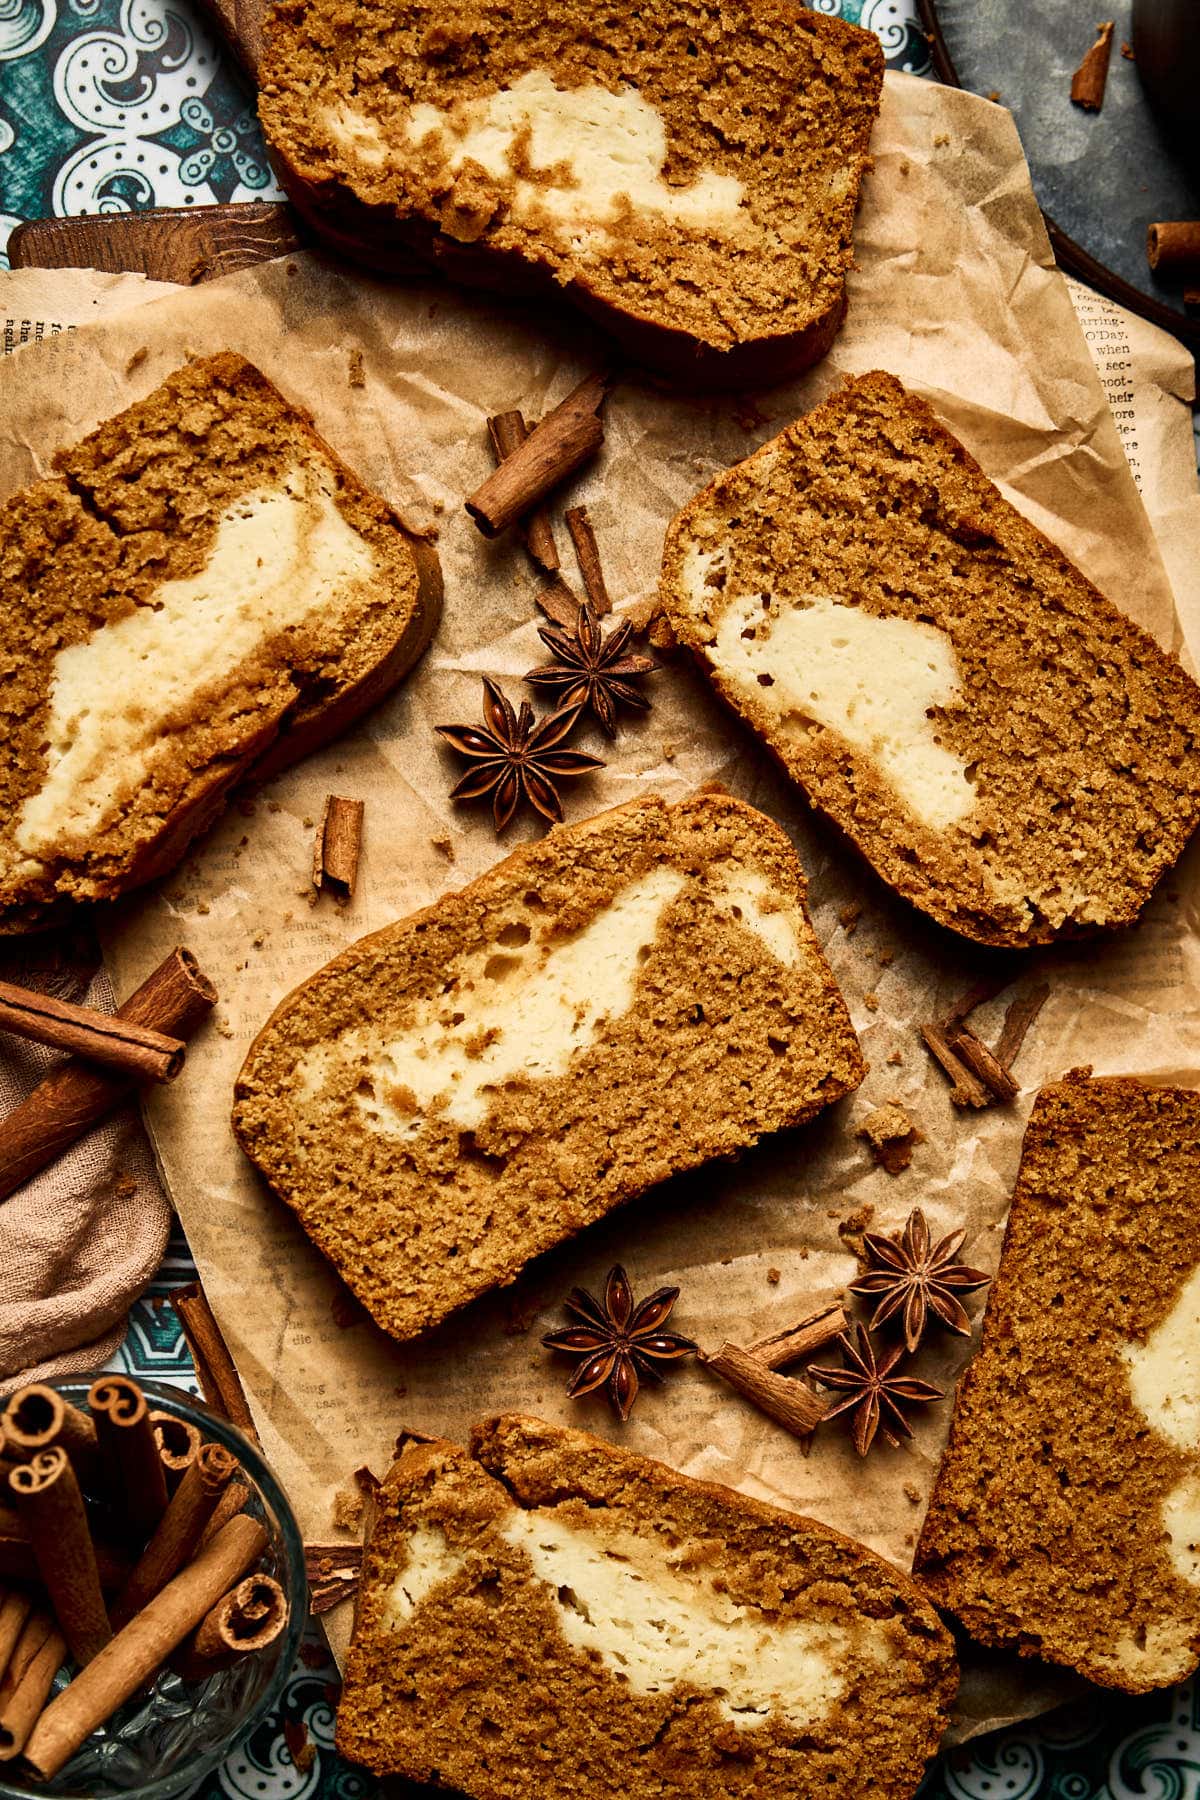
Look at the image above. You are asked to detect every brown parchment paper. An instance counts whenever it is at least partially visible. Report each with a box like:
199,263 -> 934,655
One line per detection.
3,71 -> 1200,1743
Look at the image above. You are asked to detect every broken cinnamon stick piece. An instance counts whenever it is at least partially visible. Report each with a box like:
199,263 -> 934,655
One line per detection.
994,981 -> 1050,1070
313,795 -> 364,902
0,981 -> 185,1083
0,946 -> 216,1204
22,1514 -> 268,1782
536,574 -> 583,629
89,1376 -> 168,1540
2,1384 -> 101,1487
8,1450 -> 111,1666
921,1022 -> 992,1109
467,371 -> 611,538
701,1342 -> 827,1437
1071,20 -> 1115,109
173,1573 -> 288,1679
305,1543 -> 362,1614
745,1304 -> 848,1371
950,1026 -> 1019,1104
487,411 -> 560,571
111,1442 -> 238,1628
0,1618 -> 65,1761
169,1282 -> 258,1440
564,505 -> 611,616
1147,221 -> 1200,278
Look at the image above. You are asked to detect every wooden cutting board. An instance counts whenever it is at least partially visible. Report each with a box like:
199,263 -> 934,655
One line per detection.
9,0 -> 284,284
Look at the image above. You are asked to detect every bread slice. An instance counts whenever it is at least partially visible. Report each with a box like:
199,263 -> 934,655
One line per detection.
0,353 -> 441,933
257,1 -> 884,387
915,1070 -> 1200,1692
232,792 -> 864,1343
337,1414 -> 957,1796
659,370 -> 1200,947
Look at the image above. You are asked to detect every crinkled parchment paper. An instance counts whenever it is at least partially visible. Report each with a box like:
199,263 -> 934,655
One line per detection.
3,72 -> 1199,1743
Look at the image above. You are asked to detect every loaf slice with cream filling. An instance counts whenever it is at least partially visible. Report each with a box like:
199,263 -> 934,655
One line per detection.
337,1414 -> 957,1797
659,369 -> 1200,946
257,0 -> 884,387
916,1070 -> 1200,1692
232,792 -> 865,1343
0,352 -> 441,932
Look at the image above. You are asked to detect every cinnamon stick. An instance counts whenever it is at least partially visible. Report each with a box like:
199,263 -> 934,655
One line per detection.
305,1544 -> 362,1615
701,1343 -> 827,1437
89,1376 -> 168,1540
197,1480 -> 250,1549
22,1515 -> 268,1782
1071,20 -> 1114,109
0,946 -> 216,1203
921,1022 -> 992,1109
2,1384 -> 101,1487
8,1450 -> 111,1665
994,981 -> 1050,1071
173,1573 -> 287,1680
0,979 -> 184,1083
0,1615 -> 64,1762
467,371 -> 611,538
150,1411 -> 202,1487
169,1283 -> 258,1440
487,411 -> 561,570
746,1303 -> 849,1372
1147,221 -> 1200,277
949,1027 -> 1019,1104
110,1442 -> 238,1629
0,1588 -> 32,1685
564,505 -> 611,615
313,795 -> 364,902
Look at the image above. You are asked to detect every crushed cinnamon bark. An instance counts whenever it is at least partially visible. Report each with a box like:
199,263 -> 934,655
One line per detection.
921,977 -> 1045,1108
313,795 -> 364,902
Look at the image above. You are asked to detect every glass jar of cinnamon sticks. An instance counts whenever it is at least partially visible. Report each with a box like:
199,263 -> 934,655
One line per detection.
0,1375 -> 305,1798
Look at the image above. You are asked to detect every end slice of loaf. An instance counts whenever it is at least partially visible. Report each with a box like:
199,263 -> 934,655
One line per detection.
232,791 -> 864,1343
916,1070 -> 1200,1692
0,353 -> 441,932
337,1414 -> 957,1798
659,370 -> 1200,946
257,1 -> 883,387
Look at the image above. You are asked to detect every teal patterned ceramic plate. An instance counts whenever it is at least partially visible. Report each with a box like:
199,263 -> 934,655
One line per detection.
2,1 -> 1194,1792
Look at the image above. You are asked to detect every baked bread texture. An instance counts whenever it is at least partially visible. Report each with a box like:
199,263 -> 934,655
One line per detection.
257,0 -> 884,387
0,353 -> 441,933
337,1414 -> 957,1797
916,1070 -> 1200,1693
659,370 -> 1200,947
232,792 -> 865,1343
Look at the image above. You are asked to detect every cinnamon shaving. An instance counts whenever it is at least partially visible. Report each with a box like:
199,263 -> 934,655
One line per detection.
536,574 -> 583,629
564,505 -> 611,615
1070,20 -> 1115,110
305,1543 -> 363,1614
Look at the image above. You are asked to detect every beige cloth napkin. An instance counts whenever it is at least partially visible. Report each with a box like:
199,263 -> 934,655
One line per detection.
0,940 -> 171,1395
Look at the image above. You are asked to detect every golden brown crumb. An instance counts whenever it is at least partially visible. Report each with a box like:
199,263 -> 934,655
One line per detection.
857,1102 -> 922,1175
348,348 -> 366,387
767,1266 -> 781,1285
838,903 -> 862,935
333,1486 -> 365,1530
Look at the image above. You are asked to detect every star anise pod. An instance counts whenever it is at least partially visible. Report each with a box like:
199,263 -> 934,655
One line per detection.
542,1264 -> 697,1422
525,603 -> 656,738
436,677 -> 604,833
849,1208 -> 990,1354
809,1325 -> 943,1457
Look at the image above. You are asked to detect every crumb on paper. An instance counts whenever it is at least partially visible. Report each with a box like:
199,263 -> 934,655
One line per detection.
332,1486 -> 364,1531
1121,39 -> 1134,58
648,613 -> 678,653
731,398 -> 768,432
933,132 -> 950,147
662,742 -> 677,762
125,347 -> 148,375
898,159 -> 910,176
887,1049 -> 904,1066
839,1204 -> 874,1239
348,347 -> 366,388
196,901 -> 210,916
986,89 -> 1001,102
904,1483 -> 922,1506
857,1102 -> 923,1175
863,992 -> 879,1012
252,932 -> 264,948
838,903 -> 862,935
767,1266 -> 781,1285
878,948 -> 895,967
431,836 -> 455,861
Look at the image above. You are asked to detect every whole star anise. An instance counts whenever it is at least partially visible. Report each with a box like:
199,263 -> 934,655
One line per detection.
436,677 -> 603,833
542,1264 -> 697,1422
850,1208 -> 990,1354
809,1325 -> 943,1457
525,603 -> 656,737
